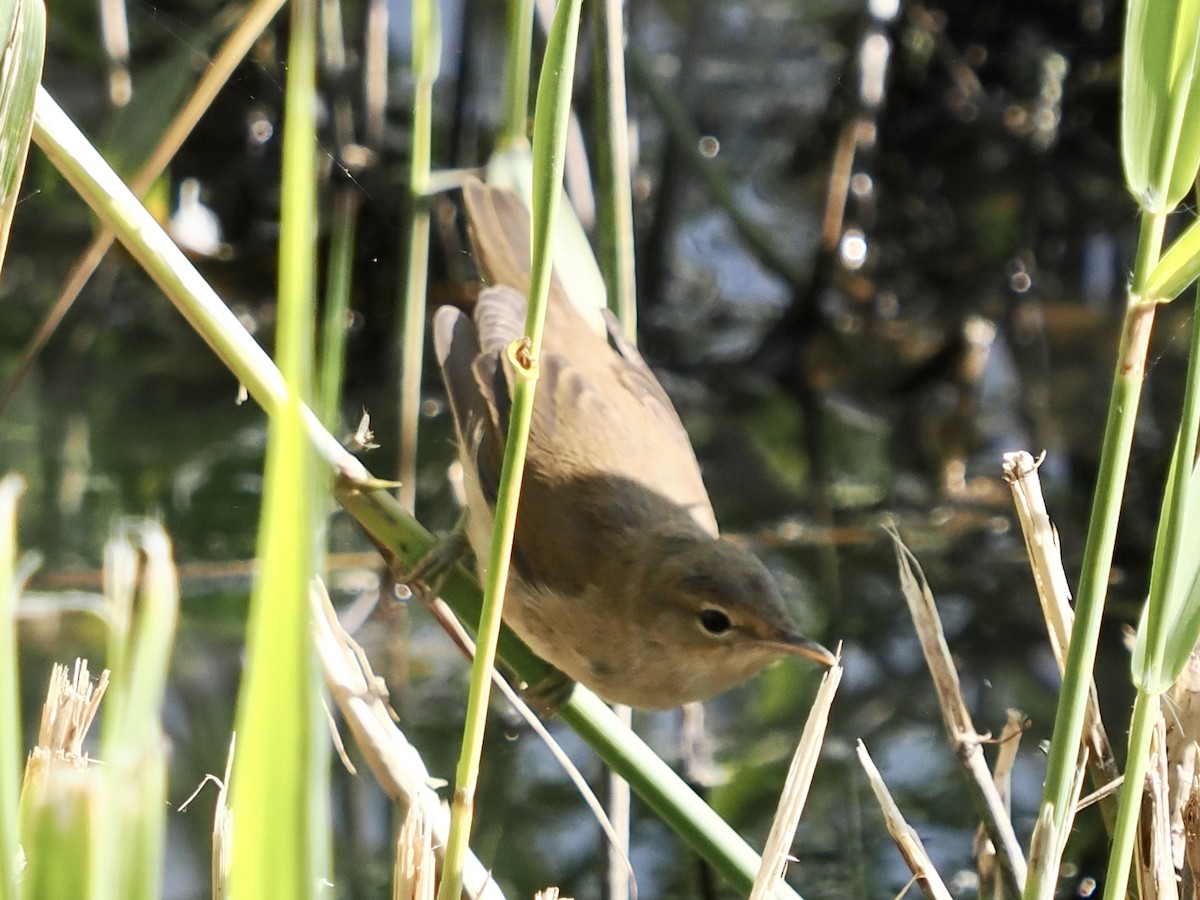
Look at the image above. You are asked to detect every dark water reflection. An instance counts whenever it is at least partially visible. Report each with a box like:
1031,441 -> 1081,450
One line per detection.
2,0 -> 1174,896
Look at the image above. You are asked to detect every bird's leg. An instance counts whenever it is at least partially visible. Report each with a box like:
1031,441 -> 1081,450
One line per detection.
373,514 -> 579,716
399,513 -> 471,599
351,515 -> 469,634
519,670 -> 577,716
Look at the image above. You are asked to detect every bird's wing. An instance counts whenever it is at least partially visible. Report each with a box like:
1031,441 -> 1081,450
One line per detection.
432,303 -> 504,504
462,178 -> 571,309
599,310 -> 720,537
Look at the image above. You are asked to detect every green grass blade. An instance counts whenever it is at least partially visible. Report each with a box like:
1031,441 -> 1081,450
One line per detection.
0,0 -> 45,275
18,662 -> 107,900
1137,291 -> 1200,687
1121,0 -> 1200,213
19,756 -> 98,899
499,0 -> 533,147
227,0 -> 324,893
0,19 -> 55,886
1146,215 -> 1200,301
317,189 -> 357,431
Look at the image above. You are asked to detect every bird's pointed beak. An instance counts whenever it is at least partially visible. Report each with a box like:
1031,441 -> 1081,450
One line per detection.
778,630 -> 837,667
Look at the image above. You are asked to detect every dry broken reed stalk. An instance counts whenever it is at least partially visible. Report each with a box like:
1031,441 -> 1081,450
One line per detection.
31,660 -> 108,760
886,525 -> 1027,894
395,802 -> 436,900
211,735 -> 234,900
1003,450 -> 1119,830
976,710 -> 1026,900
750,654 -> 843,900
309,579 -> 503,900
1136,712 -> 1177,900
17,660 -> 110,894
856,740 -> 953,900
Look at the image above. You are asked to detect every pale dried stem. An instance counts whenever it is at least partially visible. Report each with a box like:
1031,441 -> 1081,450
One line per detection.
857,740 -> 953,900
36,659 -> 108,756
1169,652 -> 1200,871
1135,712 -> 1178,900
1003,451 -> 1119,829
976,710 -> 1025,900
1183,778 -> 1200,898
887,527 -> 1026,895
394,802 -> 436,900
309,580 -> 504,900
212,734 -> 234,900
749,655 -> 844,900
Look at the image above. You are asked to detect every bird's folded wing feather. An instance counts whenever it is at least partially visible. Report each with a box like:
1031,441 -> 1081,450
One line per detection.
469,286 -> 719,539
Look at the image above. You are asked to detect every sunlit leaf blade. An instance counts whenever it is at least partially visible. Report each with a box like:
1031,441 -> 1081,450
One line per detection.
227,0 -> 323,894
1130,439 -> 1186,691
0,0 -> 46,277
1130,588 -> 1155,688
1121,0 -> 1200,214
1146,216 -> 1200,301
1163,563 -> 1200,686
1157,458 -> 1200,685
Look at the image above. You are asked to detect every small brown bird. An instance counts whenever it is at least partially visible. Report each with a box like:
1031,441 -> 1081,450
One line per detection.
432,179 -> 834,709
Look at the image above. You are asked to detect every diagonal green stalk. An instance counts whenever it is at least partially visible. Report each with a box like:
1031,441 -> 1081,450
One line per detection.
0,0 -> 285,415
436,2 -> 583,898
30,88 -> 369,484
1023,210 -> 1165,899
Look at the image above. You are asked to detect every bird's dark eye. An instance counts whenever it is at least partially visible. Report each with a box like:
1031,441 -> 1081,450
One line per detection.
698,608 -> 733,635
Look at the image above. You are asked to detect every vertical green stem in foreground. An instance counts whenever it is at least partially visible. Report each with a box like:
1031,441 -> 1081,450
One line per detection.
396,0 -> 439,513
228,0 -> 323,893
0,477 -> 23,900
317,188 -> 357,431
435,3 -> 583,898
1102,680 -> 1159,897
1104,274 -> 1200,900
590,0 -> 637,337
500,0 -> 534,148
1024,210 -> 1165,899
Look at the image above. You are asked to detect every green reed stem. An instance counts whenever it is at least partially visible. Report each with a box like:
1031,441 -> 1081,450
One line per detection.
318,187 -> 357,432
436,2 -> 583,897
396,0 -> 440,513
500,0 -> 534,147
590,0 -> 636,337
1023,209 -> 1165,900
